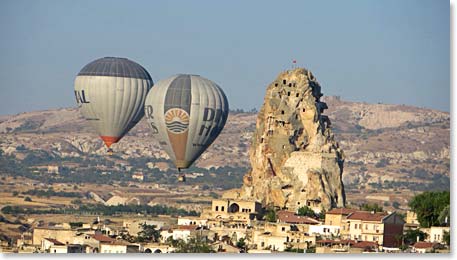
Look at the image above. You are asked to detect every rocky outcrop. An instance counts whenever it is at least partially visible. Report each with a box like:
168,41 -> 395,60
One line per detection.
237,68 -> 345,212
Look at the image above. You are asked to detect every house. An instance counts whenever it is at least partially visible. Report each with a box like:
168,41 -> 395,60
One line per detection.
73,233 -> 116,253
350,241 -> 379,253
251,230 -> 288,251
316,239 -> 356,253
276,211 -> 320,225
202,199 -> 262,222
142,243 -> 173,253
422,226 -> 450,244
123,219 -> 166,236
325,208 -> 357,226
404,210 -> 420,230
177,216 -> 208,227
309,224 -> 341,237
211,241 -> 241,253
132,172 -> 144,181
41,238 -> 67,253
100,242 -> 139,253
33,227 -> 77,246
340,211 -> 405,248
171,225 -> 208,242
412,242 -> 439,253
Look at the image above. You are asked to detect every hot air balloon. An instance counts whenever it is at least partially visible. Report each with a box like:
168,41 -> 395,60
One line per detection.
144,74 -> 229,171
74,57 -> 153,153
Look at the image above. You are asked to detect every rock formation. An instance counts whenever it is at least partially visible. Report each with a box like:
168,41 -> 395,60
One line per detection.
236,68 -> 346,212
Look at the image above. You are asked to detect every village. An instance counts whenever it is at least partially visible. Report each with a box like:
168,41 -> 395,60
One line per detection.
0,195 -> 450,254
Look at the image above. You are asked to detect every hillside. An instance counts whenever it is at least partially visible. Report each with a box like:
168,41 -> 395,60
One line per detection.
0,96 -> 450,208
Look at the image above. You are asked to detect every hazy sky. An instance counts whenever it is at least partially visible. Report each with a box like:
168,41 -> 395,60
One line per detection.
0,0 -> 449,115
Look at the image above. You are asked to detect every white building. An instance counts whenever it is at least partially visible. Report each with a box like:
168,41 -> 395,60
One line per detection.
427,226 -> 450,244
41,238 -> 67,253
177,216 -> 208,227
100,242 -> 139,253
309,225 -> 341,237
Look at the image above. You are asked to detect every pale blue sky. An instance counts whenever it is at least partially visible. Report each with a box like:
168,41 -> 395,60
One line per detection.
0,0 -> 450,115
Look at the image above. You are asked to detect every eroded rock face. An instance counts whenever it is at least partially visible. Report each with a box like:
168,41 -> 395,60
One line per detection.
238,68 -> 345,212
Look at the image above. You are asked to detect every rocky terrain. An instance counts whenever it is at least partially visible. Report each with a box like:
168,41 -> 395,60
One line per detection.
0,83 -> 450,209
233,68 -> 345,212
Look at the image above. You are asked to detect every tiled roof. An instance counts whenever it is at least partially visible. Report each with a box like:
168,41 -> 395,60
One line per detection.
44,238 -> 65,245
326,208 -> 358,215
413,242 -> 437,249
176,225 -> 198,230
346,211 -> 388,221
89,234 -> 116,242
277,211 -> 320,224
316,239 -> 356,245
352,241 -> 378,249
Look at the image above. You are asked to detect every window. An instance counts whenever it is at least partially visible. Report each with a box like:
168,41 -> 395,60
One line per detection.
288,83 -> 292,87
281,110 -> 285,115
221,206 -> 225,211
296,93 -> 299,97
365,224 -> 368,230
275,83 -> 278,87
283,80 -> 286,84
282,227 -> 286,231
329,221 -> 332,225
215,206 -> 219,211
287,92 -> 290,96
302,108 -> 305,112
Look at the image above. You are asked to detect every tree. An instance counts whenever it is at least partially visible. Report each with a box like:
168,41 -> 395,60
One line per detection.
438,205 -> 450,226
297,206 -> 316,218
172,237 -> 215,253
402,229 -> 427,246
136,224 -> 160,243
409,191 -> 450,227
265,208 -> 277,222
24,196 -> 32,202
236,238 -> 247,252
360,203 -> 383,213
443,231 -> 450,246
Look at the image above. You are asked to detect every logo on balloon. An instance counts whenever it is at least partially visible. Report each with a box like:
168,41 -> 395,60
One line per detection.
165,108 -> 190,134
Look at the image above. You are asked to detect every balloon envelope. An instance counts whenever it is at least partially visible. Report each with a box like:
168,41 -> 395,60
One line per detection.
74,57 -> 153,148
144,74 -> 229,169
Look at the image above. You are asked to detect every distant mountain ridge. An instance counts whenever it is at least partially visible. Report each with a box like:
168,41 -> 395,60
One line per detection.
0,96 -> 450,205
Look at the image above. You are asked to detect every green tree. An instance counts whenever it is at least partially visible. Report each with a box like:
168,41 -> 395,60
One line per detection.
402,229 -> 427,246
236,237 -> 247,252
136,223 -> 160,243
360,203 -> 383,213
443,231 -> 450,246
265,208 -> 277,222
172,237 -> 215,253
297,206 -> 316,218
438,205 -> 450,226
409,191 -> 450,227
